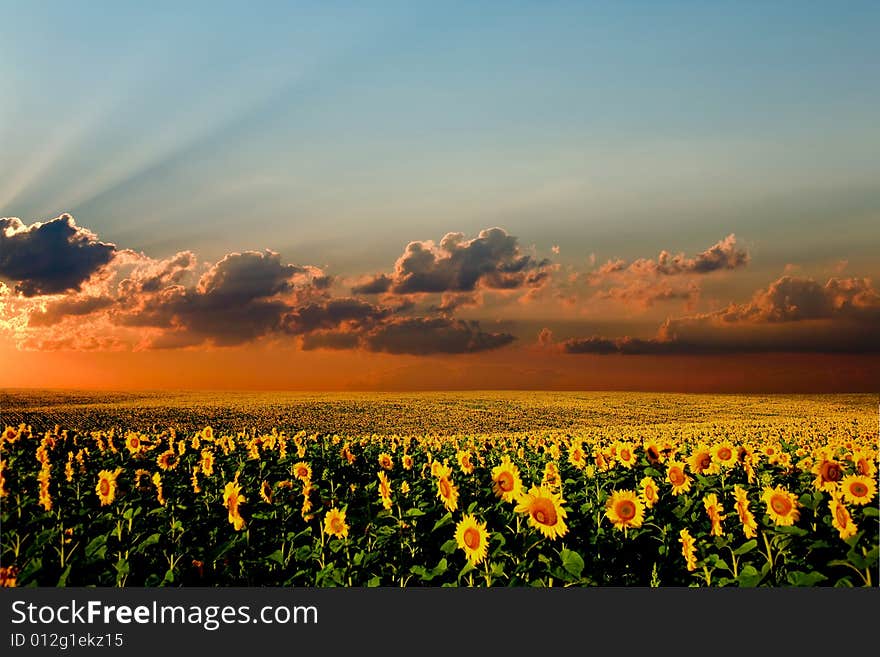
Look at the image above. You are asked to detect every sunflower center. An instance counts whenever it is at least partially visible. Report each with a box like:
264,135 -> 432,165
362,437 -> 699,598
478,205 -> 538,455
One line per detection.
621,449 -> 631,461
835,505 -> 849,526
718,448 -> 731,461
617,500 -> 636,520
463,527 -> 481,550
647,447 -> 659,460
497,472 -> 514,492
669,468 -> 685,486
698,454 -> 711,470
439,478 -> 451,498
770,495 -> 791,515
531,498 -> 557,526
850,482 -> 868,497
645,486 -> 656,501
822,463 -> 842,482
331,518 -> 344,533
99,479 -> 111,496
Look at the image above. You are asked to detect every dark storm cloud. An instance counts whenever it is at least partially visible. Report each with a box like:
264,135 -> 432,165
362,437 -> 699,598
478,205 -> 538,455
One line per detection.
0,214 -> 116,296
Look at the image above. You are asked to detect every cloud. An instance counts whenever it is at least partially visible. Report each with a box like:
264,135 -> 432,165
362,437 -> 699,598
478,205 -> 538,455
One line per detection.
363,318 -> 515,355
301,317 -> 516,355
556,275 -> 880,355
353,227 -> 551,296
0,214 -> 116,296
351,274 -> 392,295
115,249 -> 329,347
1,215 -> 520,356
622,234 -> 749,278
27,295 -> 115,327
282,298 -> 393,335
579,235 -> 748,310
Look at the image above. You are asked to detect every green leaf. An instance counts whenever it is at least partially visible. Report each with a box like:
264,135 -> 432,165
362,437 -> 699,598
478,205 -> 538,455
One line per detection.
405,508 -> 426,517
85,535 -> 107,561
733,539 -> 758,556
862,507 -> 879,518
560,549 -> 584,578
458,561 -> 477,581
132,533 -> 161,555
787,571 -> 827,587
432,513 -> 453,532
774,525 -> 808,537
440,539 -> 457,555
57,565 -> 72,587
737,564 -> 761,587
266,549 -> 284,566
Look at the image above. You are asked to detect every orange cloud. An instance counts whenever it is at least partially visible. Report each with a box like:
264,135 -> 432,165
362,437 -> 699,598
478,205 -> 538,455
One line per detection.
553,275 -> 880,355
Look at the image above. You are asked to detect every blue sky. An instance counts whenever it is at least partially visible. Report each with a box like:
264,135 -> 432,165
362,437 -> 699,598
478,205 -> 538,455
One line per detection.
2,0 -> 878,276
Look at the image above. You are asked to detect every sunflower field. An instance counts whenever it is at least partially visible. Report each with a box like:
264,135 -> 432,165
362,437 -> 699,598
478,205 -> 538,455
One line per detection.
0,398 -> 877,587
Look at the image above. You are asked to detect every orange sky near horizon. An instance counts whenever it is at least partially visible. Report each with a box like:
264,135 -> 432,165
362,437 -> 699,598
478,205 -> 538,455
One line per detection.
2,343 -> 877,393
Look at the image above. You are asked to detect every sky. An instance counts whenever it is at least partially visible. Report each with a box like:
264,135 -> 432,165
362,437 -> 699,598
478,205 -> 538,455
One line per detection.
1,1 -> 879,391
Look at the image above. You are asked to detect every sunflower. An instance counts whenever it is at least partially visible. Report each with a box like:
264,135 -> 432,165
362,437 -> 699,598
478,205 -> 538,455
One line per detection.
514,485 -> 568,540
605,490 -> 645,532
839,475 -> 876,506
615,442 -> 637,469
687,445 -> 717,476
201,426 -> 214,441
666,461 -> 692,496
191,466 -> 201,494
199,449 -> 214,477
643,438 -> 664,465
568,442 -> 587,470
733,485 -> 757,539
850,448 -> 877,478
223,478 -> 247,531
37,466 -> 52,511
124,432 -> 143,455
593,450 -> 611,472
95,468 -> 122,506
152,472 -> 166,506
1,426 -> 17,446
301,483 -> 314,516
541,462 -> 561,490
0,565 -> 17,587
828,496 -> 858,540
679,529 -> 697,572
431,460 -> 452,479
761,485 -> 800,526
639,476 -> 659,509
703,493 -> 725,537
491,456 -> 522,503
378,452 -> 393,471
293,461 -> 312,483
260,480 -> 273,504
812,458 -> 844,492
0,460 -> 7,498
457,450 -> 474,475
402,454 -> 414,470
712,443 -> 737,469
156,449 -> 179,471
323,508 -> 350,539
400,481 -> 410,495
377,471 -> 393,510
436,476 -> 459,513
454,514 -> 489,565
